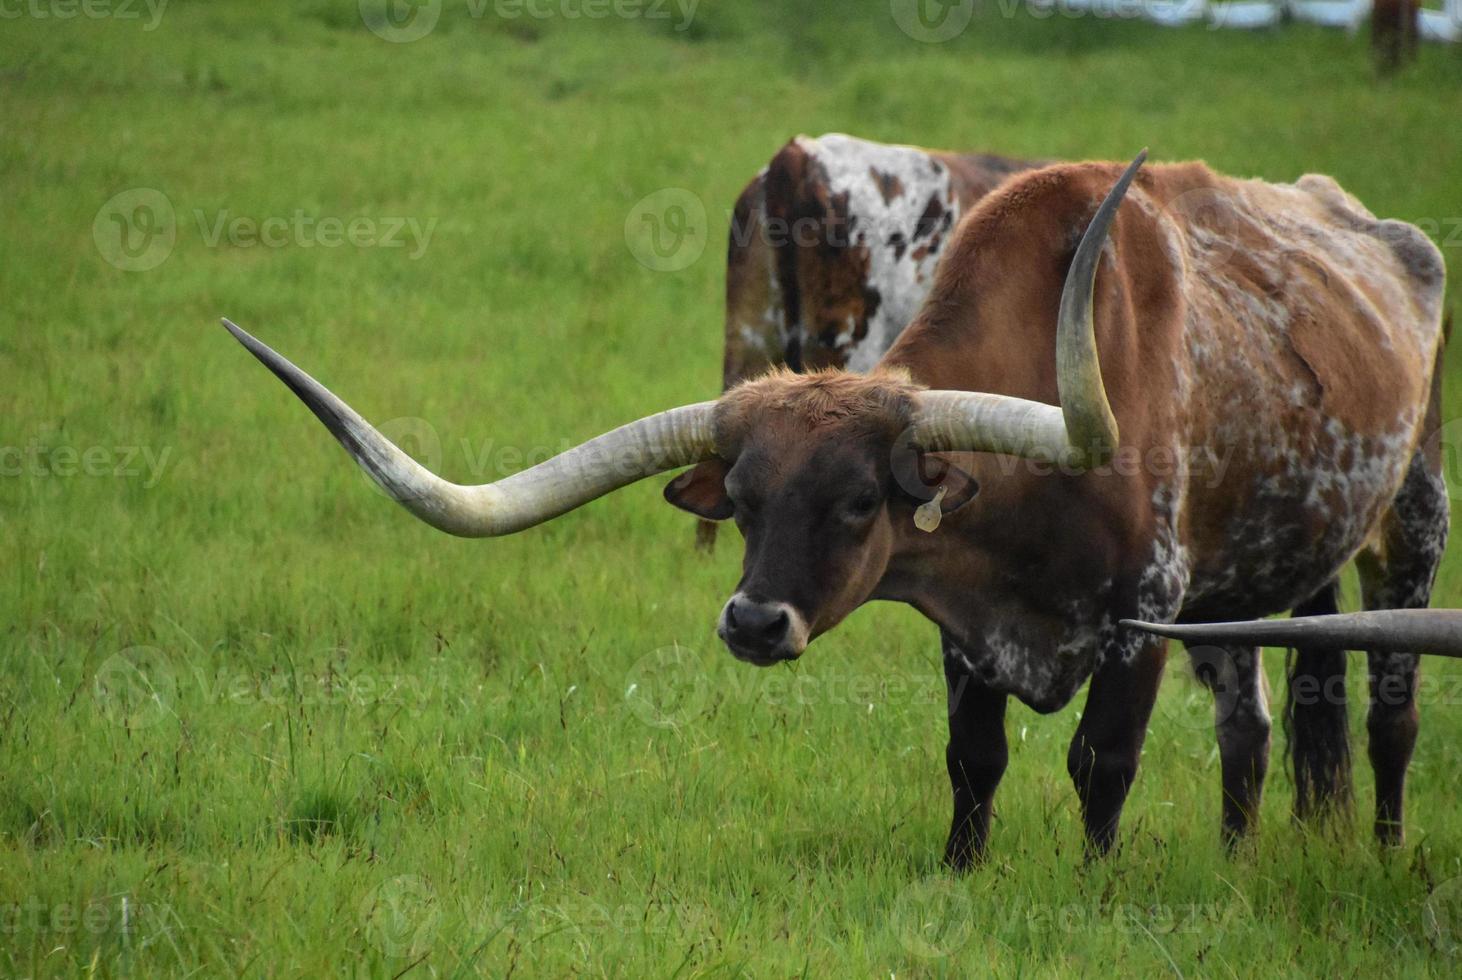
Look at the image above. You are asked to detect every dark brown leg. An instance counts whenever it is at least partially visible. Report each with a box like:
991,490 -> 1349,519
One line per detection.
1188,643 -> 1271,845
1286,581 -> 1353,824
1067,642 -> 1166,855
942,636 -> 1008,871
1356,449 -> 1448,846
1366,651 -> 1421,846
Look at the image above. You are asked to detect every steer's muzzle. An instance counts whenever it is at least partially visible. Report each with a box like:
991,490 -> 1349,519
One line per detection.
718,593 -> 808,666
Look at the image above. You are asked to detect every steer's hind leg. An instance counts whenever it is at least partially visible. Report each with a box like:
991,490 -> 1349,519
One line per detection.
942,635 -> 1008,871
1188,643 -> 1271,845
1286,580 -> 1353,824
1356,452 -> 1449,846
1067,640 -> 1167,855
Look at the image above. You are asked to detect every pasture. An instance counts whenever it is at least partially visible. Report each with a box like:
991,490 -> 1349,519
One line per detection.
4,1 -> 1462,974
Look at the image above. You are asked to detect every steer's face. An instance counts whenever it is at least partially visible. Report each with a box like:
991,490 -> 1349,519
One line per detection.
665,371 -> 978,666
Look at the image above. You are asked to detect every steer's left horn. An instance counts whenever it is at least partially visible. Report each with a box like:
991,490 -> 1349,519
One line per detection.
1120,611 -> 1462,658
912,150 -> 1144,468
221,319 -> 718,537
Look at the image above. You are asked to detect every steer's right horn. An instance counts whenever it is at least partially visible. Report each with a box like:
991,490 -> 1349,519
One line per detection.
1120,611 -> 1462,659
222,319 -> 718,537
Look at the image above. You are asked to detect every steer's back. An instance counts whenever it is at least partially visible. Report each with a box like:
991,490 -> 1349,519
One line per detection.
887,160 -> 1446,619
1159,166 -> 1445,613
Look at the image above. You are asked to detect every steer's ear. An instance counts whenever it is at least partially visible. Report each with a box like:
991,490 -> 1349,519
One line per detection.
896,451 -> 980,516
664,458 -> 734,520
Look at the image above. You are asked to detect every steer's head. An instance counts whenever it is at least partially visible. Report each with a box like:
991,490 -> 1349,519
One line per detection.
221,153 -> 1146,668
663,369 -> 978,665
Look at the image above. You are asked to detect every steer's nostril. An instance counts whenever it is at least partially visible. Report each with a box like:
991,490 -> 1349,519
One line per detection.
723,597 -> 799,663
730,598 -> 789,640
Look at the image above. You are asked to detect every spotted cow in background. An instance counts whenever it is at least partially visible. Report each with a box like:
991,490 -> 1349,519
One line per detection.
704,133 -> 1038,549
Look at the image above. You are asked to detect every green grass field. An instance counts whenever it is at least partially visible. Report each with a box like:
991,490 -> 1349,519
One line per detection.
5,1 -> 1462,975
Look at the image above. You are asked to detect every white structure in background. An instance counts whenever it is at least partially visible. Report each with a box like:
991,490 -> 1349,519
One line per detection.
1289,0 -> 1369,30
1208,1 -> 1284,27
1420,0 -> 1462,40
1026,0 -> 1460,39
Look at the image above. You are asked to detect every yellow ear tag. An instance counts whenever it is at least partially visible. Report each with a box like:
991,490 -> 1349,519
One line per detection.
914,487 -> 947,533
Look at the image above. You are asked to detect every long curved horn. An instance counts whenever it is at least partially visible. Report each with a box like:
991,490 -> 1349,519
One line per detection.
1120,611 -> 1462,659
222,319 -> 717,537
912,150 -> 1145,469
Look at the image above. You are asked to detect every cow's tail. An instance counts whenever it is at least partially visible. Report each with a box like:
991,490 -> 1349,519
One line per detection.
1284,580 -> 1354,823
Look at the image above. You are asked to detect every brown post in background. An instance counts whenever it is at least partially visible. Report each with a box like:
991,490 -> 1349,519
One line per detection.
1373,0 -> 1422,73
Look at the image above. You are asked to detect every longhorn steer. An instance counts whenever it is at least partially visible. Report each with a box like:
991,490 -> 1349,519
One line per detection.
223,150 -> 1448,867
704,133 -> 1037,549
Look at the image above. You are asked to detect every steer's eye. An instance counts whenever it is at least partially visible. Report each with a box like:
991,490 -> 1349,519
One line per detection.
844,490 -> 881,521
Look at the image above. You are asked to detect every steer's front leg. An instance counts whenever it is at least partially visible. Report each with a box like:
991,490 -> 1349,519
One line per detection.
942,636 -> 1009,871
1066,641 -> 1166,855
